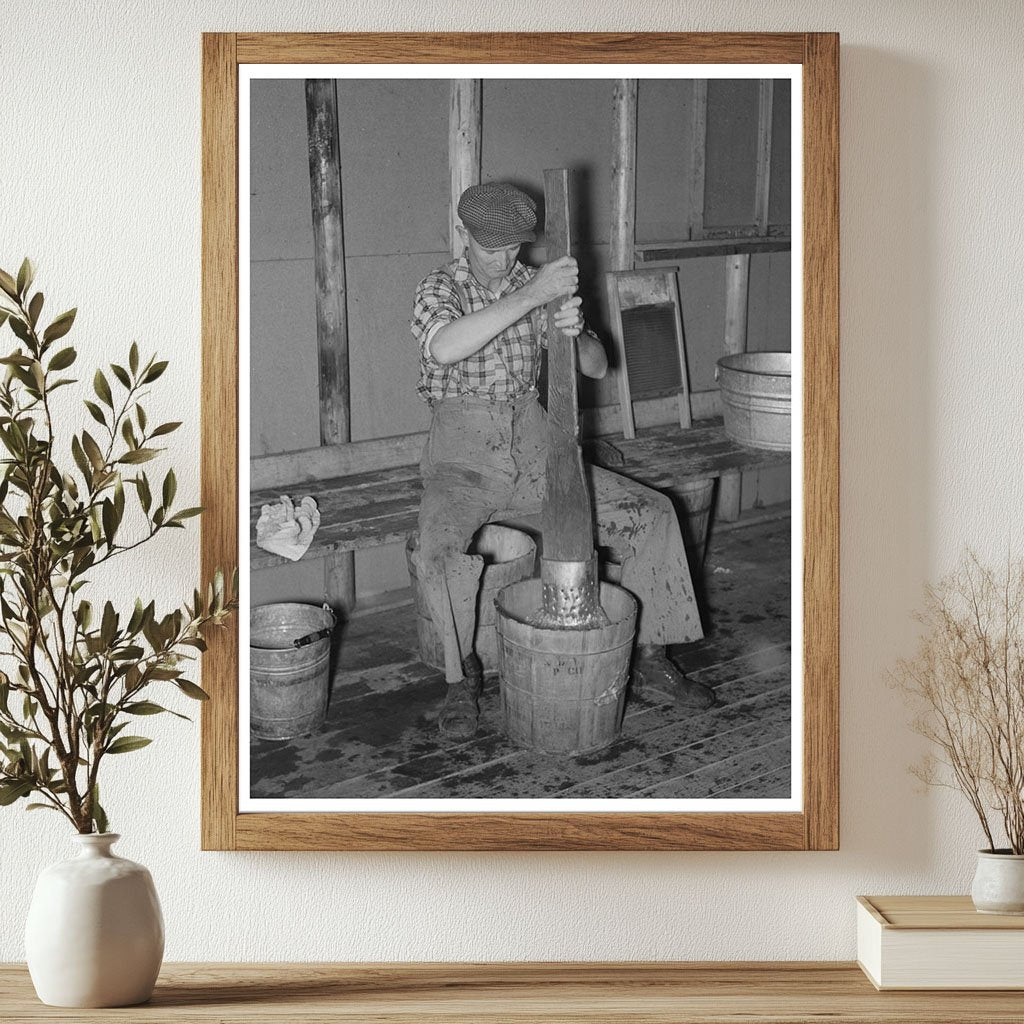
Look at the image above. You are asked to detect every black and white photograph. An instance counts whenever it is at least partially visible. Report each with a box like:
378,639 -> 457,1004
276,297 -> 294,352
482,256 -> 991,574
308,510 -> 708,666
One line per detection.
242,68 -> 799,811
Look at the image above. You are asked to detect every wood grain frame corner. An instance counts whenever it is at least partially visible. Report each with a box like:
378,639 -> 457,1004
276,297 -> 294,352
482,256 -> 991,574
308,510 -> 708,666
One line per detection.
199,31 -> 839,852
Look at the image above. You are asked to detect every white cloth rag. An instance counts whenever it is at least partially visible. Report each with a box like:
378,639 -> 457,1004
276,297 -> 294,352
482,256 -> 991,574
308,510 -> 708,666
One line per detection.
255,495 -> 321,561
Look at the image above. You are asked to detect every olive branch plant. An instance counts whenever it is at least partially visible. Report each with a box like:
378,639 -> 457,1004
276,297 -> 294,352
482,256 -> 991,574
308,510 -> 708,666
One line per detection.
0,259 -> 236,834
894,552 -> 1024,854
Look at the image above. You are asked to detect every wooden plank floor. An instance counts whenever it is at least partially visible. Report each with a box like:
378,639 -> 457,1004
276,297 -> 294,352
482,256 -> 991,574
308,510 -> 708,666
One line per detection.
250,514 -> 792,801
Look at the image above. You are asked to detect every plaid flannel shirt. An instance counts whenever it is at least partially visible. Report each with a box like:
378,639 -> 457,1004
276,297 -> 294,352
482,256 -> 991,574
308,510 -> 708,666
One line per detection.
411,255 -> 547,403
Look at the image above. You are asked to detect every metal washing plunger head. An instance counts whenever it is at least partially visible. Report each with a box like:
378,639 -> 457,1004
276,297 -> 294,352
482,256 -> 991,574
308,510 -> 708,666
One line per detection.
530,555 -> 610,630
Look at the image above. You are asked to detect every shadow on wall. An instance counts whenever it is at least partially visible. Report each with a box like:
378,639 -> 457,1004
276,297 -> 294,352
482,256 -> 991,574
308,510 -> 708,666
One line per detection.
838,48 -> 936,869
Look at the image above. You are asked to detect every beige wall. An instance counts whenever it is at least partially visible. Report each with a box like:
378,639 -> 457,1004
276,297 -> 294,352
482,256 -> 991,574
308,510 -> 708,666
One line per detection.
5,0 -> 1023,965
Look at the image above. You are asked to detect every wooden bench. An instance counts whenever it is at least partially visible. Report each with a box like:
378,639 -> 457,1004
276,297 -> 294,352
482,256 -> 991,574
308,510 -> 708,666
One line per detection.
250,418 -> 790,574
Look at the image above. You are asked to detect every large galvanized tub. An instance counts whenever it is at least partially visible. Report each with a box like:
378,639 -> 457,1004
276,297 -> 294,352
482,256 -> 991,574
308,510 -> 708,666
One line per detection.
250,602 -> 334,740
495,579 -> 638,755
716,351 -> 792,451
407,525 -> 538,674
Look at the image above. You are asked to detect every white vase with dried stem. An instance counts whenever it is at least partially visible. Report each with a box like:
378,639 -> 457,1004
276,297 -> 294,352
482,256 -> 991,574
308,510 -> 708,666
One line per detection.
895,552 -> 1024,914
0,260 -> 236,1004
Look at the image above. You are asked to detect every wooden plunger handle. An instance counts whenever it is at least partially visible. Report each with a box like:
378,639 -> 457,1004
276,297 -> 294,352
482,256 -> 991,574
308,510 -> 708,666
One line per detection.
541,168 -> 595,565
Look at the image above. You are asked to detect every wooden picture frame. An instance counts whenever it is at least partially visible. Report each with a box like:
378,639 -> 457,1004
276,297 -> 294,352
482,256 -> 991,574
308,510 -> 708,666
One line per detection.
201,32 -> 838,851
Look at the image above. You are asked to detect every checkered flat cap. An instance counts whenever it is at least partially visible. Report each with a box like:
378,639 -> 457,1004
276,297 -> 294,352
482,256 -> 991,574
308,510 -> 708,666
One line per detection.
457,183 -> 537,248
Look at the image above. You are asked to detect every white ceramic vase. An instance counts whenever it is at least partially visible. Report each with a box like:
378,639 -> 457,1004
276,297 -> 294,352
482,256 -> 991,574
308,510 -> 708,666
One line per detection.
25,833 -> 164,1007
970,849 -> 1024,915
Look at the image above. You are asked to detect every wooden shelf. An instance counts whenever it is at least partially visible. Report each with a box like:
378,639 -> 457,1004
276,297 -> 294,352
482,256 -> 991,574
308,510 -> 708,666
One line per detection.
2,962 -> 1022,1022
634,236 -> 791,261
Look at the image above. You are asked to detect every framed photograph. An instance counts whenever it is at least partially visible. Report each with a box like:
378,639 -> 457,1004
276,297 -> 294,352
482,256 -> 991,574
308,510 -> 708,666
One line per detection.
201,32 -> 838,851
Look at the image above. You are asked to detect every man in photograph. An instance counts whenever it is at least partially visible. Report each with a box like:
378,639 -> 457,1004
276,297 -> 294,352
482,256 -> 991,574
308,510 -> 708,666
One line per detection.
410,181 -> 712,741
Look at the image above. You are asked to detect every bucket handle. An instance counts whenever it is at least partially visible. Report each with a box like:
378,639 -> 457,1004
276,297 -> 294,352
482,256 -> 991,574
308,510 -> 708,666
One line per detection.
291,604 -> 336,649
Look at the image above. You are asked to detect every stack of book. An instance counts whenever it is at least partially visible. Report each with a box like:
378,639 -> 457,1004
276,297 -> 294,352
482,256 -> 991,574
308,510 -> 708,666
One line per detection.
857,895 -> 1024,990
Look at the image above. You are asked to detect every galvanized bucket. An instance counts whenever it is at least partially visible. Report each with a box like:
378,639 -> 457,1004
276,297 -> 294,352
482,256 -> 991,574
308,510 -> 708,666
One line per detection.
675,477 -> 715,573
250,602 -> 335,740
407,525 -> 537,674
716,351 -> 791,451
495,579 -> 638,755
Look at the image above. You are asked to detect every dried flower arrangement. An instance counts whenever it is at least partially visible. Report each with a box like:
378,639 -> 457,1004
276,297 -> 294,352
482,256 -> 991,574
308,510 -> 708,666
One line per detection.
895,552 -> 1024,854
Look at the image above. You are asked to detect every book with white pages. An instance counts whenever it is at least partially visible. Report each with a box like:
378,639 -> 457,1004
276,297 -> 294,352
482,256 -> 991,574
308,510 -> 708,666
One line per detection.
857,895 -> 1024,990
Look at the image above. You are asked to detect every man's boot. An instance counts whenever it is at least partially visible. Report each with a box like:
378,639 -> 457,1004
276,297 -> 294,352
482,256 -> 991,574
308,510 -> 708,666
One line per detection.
438,653 -> 484,741
432,550 -> 484,742
632,643 -> 714,708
